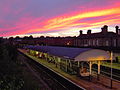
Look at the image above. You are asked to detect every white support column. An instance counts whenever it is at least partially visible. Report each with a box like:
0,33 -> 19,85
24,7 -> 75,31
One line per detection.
59,58 -> 61,69
89,61 -> 92,81
98,60 -> 101,74
81,62 -> 83,69
97,60 -> 101,80
89,61 -> 92,75
69,60 -> 71,68
78,61 -> 80,67
66,59 -> 67,72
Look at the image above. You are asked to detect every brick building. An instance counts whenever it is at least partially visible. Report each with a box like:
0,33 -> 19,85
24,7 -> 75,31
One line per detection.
74,25 -> 120,47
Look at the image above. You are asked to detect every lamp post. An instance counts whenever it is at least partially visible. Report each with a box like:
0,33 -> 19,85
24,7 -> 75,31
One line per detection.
110,51 -> 113,89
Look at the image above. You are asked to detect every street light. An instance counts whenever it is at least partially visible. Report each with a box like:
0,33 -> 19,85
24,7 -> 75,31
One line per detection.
110,51 -> 113,89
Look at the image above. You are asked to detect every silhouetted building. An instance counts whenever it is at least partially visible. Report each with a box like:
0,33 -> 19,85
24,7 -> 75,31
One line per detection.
12,25 -> 120,48
74,25 -> 120,47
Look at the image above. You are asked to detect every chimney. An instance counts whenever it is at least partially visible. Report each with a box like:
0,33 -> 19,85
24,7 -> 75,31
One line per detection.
87,30 -> 91,35
101,25 -> 108,33
79,30 -> 83,35
103,25 -> 108,32
115,26 -> 119,34
101,27 -> 104,32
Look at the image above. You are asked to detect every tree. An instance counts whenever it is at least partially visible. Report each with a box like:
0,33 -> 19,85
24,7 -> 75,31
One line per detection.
0,44 -> 24,90
15,36 -> 20,39
29,35 -> 33,39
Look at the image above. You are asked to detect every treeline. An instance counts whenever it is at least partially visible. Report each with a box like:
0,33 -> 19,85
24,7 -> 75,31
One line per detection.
0,43 -> 24,90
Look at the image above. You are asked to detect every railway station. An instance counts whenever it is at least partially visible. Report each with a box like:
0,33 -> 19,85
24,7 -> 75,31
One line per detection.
24,45 -> 111,78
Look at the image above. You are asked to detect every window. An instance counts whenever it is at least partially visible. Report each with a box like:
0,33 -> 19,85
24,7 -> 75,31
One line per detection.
96,39 -> 99,46
88,40 -> 91,46
106,40 -> 109,46
93,40 -> 95,46
113,39 -> 116,47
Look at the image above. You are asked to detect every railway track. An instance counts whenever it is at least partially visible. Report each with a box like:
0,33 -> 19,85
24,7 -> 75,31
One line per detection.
92,65 -> 120,81
19,51 -> 85,90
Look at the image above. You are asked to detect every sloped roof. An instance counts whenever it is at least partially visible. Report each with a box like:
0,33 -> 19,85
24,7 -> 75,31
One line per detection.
75,49 -> 110,61
24,45 -> 91,59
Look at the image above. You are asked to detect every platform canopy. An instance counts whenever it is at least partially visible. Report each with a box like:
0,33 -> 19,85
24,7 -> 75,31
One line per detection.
24,45 -> 111,61
75,49 -> 110,61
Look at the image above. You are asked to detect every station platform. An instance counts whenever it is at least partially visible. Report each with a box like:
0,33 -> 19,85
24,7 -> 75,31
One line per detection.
18,49 -> 120,90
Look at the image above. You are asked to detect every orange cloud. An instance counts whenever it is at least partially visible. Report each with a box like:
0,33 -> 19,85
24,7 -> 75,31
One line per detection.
1,5 -> 120,37
22,6 -> 120,34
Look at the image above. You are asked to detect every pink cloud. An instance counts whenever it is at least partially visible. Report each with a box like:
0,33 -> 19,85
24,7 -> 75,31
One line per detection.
1,0 -> 120,37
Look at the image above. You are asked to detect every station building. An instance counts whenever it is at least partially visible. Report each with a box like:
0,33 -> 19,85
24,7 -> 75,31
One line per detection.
74,25 -> 120,47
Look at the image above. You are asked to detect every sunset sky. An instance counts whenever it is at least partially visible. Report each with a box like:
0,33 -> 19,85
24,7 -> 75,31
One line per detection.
0,0 -> 120,37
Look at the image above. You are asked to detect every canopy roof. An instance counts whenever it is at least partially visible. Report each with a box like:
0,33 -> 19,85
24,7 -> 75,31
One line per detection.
75,49 -> 110,61
24,45 -> 111,61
